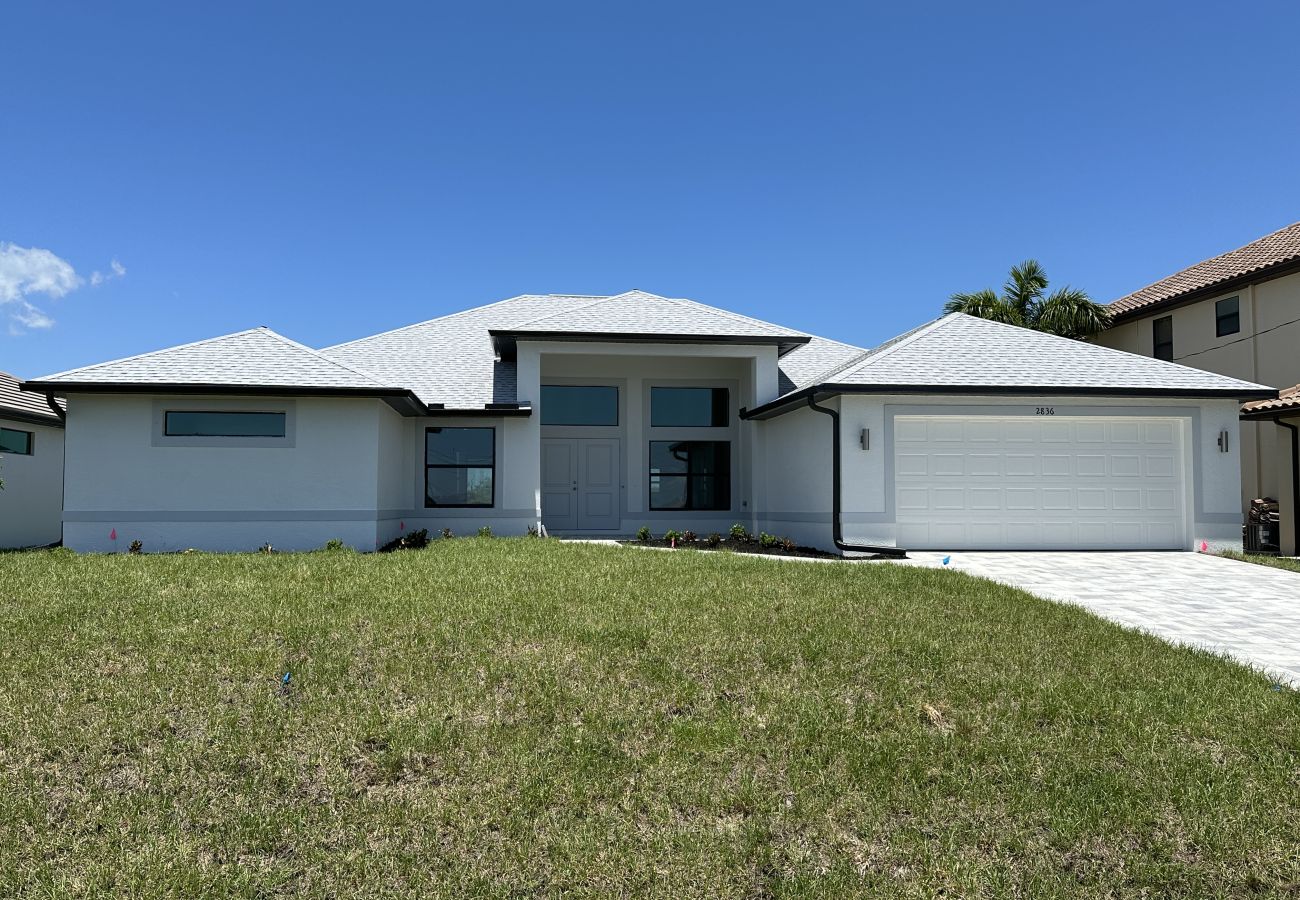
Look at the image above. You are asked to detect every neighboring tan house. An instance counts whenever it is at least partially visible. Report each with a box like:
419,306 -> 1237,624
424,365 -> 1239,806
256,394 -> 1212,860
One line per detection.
21,291 -> 1269,555
1095,222 -> 1300,555
0,370 -> 65,548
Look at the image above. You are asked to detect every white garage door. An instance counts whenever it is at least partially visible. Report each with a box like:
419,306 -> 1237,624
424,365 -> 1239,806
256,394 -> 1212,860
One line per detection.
894,415 -> 1188,550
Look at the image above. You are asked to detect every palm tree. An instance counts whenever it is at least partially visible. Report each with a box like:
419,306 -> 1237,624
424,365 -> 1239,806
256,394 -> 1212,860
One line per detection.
945,260 -> 1111,339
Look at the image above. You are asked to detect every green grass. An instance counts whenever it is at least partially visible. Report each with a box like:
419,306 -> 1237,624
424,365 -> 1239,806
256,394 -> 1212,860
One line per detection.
1220,549 -> 1300,574
1,541 -> 1297,898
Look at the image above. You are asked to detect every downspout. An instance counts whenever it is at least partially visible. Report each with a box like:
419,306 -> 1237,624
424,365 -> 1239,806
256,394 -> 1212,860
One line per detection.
1279,420 -> 1300,557
806,395 -> 907,558
45,394 -> 65,423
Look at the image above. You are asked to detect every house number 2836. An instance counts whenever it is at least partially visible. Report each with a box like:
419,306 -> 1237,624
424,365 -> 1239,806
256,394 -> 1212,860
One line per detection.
1035,407 -> 1055,416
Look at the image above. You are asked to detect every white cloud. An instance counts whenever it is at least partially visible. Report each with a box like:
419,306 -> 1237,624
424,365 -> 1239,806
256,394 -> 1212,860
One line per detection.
0,243 -> 126,334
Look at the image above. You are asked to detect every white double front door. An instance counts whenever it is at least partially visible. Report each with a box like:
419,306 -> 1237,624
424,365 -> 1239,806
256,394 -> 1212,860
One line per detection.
541,438 -> 621,532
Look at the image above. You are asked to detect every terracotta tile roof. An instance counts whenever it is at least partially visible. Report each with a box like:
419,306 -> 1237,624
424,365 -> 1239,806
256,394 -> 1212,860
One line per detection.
1110,221 -> 1300,318
1241,384 -> 1300,417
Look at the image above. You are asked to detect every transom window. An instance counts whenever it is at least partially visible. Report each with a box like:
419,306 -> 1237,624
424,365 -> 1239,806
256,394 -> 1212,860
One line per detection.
164,411 -> 286,437
1152,316 -> 1174,361
650,387 -> 729,427
1215,296 -> 1240,337
0,427 -> 33,455
541,385 -> 618,426
648,440 -> 730,510
425,427 -> 494,507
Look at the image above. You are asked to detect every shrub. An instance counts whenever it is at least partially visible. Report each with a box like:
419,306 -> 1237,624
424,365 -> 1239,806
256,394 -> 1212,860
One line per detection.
706,532 -> 723,548
758,532 -> 778,549
663,529 -> 684,544
259,542 -> 275,554
729,523 -> 749,542
404,529 -> 430,549
477,526 -> 493,538
526,524 -> 541,538
441,527 -> 454,540
323,539 -> 346,551
681,530 -> 697,543
636,525 -> 651,543
781,537 -> 796,552
127,539 -> 143,555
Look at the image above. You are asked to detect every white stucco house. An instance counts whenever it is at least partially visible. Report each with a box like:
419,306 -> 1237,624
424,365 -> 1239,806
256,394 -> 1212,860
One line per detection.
1,370 -> 65,549
20,291 -> 1274,555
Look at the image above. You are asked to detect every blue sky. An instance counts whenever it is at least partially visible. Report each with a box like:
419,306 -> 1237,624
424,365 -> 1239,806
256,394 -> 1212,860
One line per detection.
2,2 -> 1298,378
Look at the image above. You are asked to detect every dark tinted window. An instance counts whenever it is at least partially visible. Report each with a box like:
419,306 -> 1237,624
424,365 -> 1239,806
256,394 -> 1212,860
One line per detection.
650,387 -> 729,427
0,427 -> 33,455
648,440 -> 730,510
541,385 -> 618,425
164,411 -> 286,437
1215,297 -> 1240,337
426,427 -> 494,506
1153,316 -> 1174,361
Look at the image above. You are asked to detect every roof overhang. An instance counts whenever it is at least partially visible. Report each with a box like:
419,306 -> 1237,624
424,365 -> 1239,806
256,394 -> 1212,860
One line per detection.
21,381 -> 430,417
0,407 -> 64,428
425,402 -> 533,418
1108,256 -> 1300,325
742,383 -> 1280,421
488,329 -> 810,359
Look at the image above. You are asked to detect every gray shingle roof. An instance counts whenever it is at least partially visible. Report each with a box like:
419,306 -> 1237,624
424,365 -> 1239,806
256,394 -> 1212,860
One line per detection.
29,327 -> 404,392
1110,221 -> 1300,319
829,314 -> 1272,393
326,291 -> 829,409
0,370 -> 63,425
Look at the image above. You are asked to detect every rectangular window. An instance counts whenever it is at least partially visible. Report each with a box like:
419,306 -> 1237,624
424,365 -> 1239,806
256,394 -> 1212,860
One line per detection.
0,427 -> 33,455
540,385 -> 618,426
650,387 -> 729,427
426,427 -> 494,507
648,440 -> 730,510
1152,316 -> 1174,361
164,411 -> 286,437
1215,296 -> 1240,337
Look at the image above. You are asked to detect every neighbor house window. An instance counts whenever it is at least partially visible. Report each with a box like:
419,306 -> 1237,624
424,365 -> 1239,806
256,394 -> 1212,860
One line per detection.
0,427 -> 33,455
650,387 -> 729,427
163,411 -> 287,437
1153,316 -> 1174,361
1215,296 -> 1240,337
540,385 -> 618,425
425,427 -> 494,507
648,440 -> 730,510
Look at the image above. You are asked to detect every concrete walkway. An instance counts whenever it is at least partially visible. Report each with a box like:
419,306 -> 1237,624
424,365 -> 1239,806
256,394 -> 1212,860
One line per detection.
898,552 -> 1300,687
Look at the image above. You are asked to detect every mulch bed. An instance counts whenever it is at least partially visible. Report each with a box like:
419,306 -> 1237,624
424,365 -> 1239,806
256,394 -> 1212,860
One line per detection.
618,537 -> 850,560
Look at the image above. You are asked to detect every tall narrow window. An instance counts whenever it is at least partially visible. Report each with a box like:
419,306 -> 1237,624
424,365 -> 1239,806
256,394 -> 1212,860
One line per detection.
1153,316 -> 1174,361
0,427 -> 33,455
651,387 -> 729,427
648,440 -> 730,510
541,385 -> 618,425
426,427 -> 495,507
1215,296 -> 1240,337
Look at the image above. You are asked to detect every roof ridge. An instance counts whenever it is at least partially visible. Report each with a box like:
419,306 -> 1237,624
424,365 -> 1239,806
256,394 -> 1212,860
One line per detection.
32,326 -> 272,381
321,293 -> 582,351
260,329 -> 394,387
662,296 -> 809,336
507,294 -> 625,329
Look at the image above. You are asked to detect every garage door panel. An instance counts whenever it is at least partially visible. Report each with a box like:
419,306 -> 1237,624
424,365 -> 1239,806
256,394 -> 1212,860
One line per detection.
894,415 -> 1186,550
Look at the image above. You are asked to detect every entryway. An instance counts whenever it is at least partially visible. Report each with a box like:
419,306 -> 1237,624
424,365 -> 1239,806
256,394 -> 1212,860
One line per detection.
541,438 -> 621,531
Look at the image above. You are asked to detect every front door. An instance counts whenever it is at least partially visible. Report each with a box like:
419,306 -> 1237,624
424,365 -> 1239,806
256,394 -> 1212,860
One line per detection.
541,438 -> 621,532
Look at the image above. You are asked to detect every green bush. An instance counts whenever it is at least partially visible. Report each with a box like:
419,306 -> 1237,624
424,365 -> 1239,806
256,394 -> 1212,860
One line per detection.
758,532 -> 778,549
663,529 -> 684,544
636,526 -> 651,543
681,530 -> 697,543
706,532 -> 723,548
441,528 -> 454,540
729,523 -> 749,542
477,526 -> 493,538
323,539 -> 347,552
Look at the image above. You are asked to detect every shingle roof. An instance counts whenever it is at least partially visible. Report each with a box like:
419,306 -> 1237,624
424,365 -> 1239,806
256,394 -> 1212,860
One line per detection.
27,327 -> 407,393
746,314 -> 1275,418
326,291 -> 829,409
1241,384 -> 1300,417
0,370 -> 63,425
1110,221 -> 1300,318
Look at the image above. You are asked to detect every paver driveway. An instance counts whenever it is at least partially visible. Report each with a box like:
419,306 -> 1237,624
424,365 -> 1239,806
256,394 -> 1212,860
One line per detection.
900,551 -> 1300,687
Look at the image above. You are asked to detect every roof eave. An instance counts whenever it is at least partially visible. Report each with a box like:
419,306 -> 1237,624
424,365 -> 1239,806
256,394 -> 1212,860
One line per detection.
20,381 -> 430,417
0,407 -> 65,428
743,383 -> 1278,421
425,403 -> 533,418
1109,256 -> 1300,325
489,329 -> 810,359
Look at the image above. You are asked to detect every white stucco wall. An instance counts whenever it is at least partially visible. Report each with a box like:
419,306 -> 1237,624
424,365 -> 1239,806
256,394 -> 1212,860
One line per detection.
62,394 -> 390,552
0,415 -> 65,549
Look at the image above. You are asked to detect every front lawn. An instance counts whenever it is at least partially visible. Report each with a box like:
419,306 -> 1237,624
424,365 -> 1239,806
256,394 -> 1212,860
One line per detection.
1,541 -> 1296,898
1220,549 -> 1300,574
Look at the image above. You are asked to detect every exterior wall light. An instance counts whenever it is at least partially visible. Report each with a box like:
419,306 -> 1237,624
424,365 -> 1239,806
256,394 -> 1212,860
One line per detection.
1217,429 -> 1230,452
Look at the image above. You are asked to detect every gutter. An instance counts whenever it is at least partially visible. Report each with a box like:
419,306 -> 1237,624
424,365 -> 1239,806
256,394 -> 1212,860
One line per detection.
804,395 -> 907,559
45,394 -> 66,423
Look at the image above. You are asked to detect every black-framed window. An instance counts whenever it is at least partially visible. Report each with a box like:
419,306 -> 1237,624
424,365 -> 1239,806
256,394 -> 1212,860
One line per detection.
425,427 -> 494,507
1215,296 -> 1240,337
1153,315 -> 1174,361
651,386 -> 729,427
541,385 -> 618,426
648,440 -> 730,510
0,427 -> 33,456
164,411 -> 286,437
